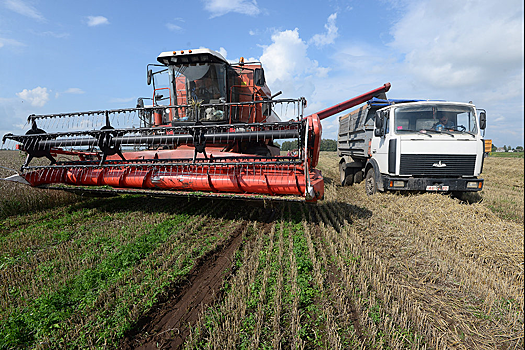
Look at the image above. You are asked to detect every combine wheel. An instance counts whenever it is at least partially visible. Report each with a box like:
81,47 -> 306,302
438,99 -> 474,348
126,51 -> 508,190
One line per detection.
339,162 -> 354,186
365,168 -> 377,196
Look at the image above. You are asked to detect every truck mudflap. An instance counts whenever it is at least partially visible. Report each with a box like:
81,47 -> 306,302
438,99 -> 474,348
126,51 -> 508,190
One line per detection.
381,176 -> 484,192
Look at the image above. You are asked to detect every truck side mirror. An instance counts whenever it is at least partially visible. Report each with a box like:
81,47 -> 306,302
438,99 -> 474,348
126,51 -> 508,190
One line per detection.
254,68 -> 265,86
479,111 -> 486,130
375,112 -> 383,129
374,112 -> 384,136
147,69 -> 152,86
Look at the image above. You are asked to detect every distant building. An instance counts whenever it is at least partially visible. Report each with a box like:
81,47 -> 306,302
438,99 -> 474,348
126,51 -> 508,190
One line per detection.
495,147 -> 505,152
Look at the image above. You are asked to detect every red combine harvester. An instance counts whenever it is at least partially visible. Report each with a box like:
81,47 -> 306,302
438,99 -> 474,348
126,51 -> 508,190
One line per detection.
2,49 -> 390,202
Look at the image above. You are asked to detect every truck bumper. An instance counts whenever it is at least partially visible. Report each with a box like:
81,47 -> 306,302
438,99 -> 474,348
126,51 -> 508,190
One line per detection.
381,176 -> 484,192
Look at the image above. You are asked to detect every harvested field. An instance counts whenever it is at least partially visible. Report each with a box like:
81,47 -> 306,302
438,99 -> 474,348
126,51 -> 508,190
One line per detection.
0,151 -> 523,349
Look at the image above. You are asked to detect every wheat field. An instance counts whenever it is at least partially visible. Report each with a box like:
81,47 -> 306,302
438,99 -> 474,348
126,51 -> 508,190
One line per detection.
0,150 -> 523,349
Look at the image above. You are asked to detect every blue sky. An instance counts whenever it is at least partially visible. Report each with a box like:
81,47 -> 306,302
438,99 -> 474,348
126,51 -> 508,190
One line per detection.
1,0 -> 523,148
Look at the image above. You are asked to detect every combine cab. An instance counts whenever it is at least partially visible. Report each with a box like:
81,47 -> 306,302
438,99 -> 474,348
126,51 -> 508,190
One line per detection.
3,48 -> 390,202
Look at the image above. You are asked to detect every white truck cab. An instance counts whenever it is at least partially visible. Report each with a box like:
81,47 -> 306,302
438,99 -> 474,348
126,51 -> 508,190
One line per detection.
338,98 -> 487,196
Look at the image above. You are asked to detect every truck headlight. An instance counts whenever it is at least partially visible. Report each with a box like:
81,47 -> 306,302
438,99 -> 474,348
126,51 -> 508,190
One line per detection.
467,181 -> 480,189
389,180 -> 405,188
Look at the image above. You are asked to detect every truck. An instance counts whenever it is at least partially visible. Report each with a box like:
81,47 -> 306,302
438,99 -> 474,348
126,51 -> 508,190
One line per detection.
337,98 -> 487,196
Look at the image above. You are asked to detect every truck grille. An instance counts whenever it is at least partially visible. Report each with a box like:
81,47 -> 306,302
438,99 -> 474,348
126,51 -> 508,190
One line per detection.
400,154 -> 476,176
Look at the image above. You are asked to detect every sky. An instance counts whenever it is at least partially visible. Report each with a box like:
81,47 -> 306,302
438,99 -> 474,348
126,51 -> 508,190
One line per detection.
1,0 -> 523,148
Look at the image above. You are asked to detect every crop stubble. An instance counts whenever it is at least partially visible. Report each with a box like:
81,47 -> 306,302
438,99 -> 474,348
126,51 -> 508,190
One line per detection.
0,151 -> 523,349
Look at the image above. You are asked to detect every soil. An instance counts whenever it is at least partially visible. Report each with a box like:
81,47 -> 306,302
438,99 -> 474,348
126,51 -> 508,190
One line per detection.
120,224 -> 245,349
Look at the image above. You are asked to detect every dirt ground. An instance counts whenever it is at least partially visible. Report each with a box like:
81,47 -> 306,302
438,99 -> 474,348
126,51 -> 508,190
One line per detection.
120,225 -> 245,349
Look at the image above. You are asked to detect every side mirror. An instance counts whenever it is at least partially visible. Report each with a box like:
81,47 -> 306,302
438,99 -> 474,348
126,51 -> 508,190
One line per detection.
136,98 -> 144,109
254,68 -> 265,86
375,112 -> 383,129
147,69 -> 153,85
374,112 -> 384,137
479,111 -> 486,130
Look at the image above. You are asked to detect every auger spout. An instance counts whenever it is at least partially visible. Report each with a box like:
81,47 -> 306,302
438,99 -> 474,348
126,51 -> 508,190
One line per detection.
310,83 -> 391,121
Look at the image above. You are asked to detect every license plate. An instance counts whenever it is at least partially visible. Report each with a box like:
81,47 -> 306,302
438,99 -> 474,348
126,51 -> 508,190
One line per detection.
426,185 -> 449,191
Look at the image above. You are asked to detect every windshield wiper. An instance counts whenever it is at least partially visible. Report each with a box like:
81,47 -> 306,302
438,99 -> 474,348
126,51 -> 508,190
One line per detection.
417,130 -> 432,137
421,129 -> 455,137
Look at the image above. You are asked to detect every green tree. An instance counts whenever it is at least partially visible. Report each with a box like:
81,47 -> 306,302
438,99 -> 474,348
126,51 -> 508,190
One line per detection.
320,139 -> 337,151
491,144 -> 497,152
281,140 -> 298,151
516,146 -> 523,152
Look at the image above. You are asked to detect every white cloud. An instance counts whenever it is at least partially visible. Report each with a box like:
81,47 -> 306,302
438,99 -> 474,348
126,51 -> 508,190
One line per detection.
64,88 -> 84,94
33,31 -> 70,39
166,23 -> 182,31
16,87 -> 49,107
260,29 -> 328,87
4,0 -> 45,21
389,0 -> 524,90
203,0 -> 260,18
309,13 -> 339,48
382,0 -> 524,147
218,47 -> 228,60
0,37 -> 25,48
55,88 -> 85,98
86,16 -> 109,27
257,28 -> 335,121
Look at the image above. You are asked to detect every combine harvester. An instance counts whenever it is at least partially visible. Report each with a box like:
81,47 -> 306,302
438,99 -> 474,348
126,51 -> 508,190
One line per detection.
2,48 -> 390,202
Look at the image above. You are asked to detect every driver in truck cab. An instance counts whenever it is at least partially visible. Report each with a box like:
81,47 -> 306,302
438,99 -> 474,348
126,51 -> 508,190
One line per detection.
433,114 -> 455,131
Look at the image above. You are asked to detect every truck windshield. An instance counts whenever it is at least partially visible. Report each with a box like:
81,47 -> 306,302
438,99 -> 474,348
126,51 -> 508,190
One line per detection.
394,104 -> 478,135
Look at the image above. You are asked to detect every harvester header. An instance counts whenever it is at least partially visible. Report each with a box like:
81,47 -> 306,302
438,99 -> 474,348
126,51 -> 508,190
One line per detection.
2,48 -> 390,202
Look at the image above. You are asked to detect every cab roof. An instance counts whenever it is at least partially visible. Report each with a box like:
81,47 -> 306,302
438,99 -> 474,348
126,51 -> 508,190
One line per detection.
157,48 -> 228,66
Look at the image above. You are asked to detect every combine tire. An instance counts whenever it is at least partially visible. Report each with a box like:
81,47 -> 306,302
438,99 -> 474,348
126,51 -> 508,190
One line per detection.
339,162 -> 354,186
365,168 -> 377,196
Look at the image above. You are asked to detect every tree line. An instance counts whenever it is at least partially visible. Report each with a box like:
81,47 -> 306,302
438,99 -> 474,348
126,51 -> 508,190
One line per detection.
279,139 -> 337,152
492,144 -> 523,152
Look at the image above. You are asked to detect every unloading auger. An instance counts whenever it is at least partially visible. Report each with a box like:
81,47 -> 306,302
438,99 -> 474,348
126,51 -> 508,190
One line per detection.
2,48 -> 390,202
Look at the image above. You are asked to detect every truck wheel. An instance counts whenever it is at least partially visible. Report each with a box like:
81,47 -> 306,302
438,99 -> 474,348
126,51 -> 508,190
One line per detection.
339,162 -> 346,186
344,172 -> 354,186
339,162 -> 354,186
452,191 -> 466,201
365,168 -> 377,196
354,171 -> 363,184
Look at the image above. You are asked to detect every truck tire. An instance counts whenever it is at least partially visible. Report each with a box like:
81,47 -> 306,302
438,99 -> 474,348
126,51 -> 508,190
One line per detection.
365,168 -> 377,196
354,170 -> 363,184
339,162 -> 354,186
452,191 -> 466,201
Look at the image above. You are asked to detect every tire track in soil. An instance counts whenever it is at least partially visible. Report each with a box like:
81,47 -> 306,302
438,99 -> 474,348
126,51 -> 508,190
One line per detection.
310,206 -> 365,344
120,224 -> 246,350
